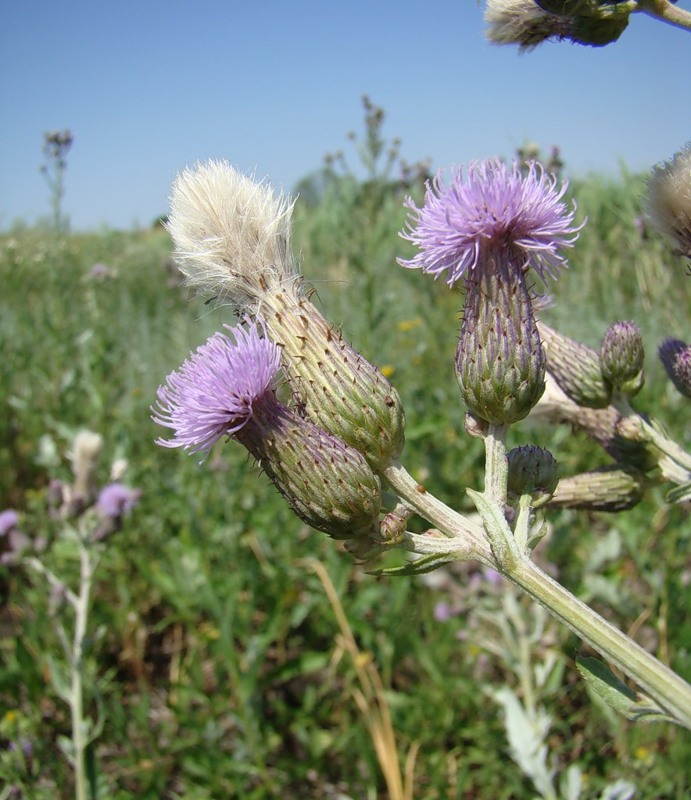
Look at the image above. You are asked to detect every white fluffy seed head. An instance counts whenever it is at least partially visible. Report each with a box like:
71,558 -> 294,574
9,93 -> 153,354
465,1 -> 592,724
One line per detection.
71,430 -> 104,496
166,160 -> 300,311
647,143 -> 691,258
484,0 -> 570,49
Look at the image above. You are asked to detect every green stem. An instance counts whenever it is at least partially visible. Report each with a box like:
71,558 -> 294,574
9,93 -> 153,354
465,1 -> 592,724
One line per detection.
637,0 -> 691,32
509,558 -> 691,729
71,539 -> 95,800
382,461 -> 494,566
484,423 -> 509,506
387,460 -> 691,729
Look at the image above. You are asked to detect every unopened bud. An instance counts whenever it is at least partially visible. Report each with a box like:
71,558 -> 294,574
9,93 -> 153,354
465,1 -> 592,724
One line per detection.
507,445 -> 559,508
659,338 -> 691,398
549,466 -> 645,512
600,320 -> 644,396
539,322 -> 611,408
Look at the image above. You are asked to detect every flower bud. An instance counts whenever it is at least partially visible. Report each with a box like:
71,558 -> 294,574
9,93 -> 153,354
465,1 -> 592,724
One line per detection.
261,288 -> 405,472
600,320 -> 644,396
456,252 -> 545,425
236,398 -> 382,540
549,466 -> 646,512
507,445 -> 559,508
539,322 -> 612,408
659,338 -> 691,399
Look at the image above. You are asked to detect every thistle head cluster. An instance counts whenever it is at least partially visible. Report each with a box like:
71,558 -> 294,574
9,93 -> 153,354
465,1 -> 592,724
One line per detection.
166,161 -> 405,473
539,319 -> 646,408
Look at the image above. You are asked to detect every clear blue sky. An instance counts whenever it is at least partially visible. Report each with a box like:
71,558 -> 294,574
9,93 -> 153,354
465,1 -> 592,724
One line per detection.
2,1 -> 690,230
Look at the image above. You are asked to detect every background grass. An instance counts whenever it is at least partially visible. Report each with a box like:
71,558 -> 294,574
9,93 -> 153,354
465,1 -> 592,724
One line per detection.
1,144 -> 690,799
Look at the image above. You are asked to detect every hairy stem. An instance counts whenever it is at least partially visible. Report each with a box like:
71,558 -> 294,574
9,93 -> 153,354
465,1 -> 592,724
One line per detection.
637,0 -> 691,32
510,558 -> 691,729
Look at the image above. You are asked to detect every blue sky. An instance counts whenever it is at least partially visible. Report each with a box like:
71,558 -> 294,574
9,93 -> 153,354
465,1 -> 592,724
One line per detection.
2,1 -> 690,230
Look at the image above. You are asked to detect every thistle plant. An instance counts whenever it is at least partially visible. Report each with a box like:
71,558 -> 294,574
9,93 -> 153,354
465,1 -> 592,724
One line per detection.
1,431 -> 140,800
155,150 -> 691,752
40,129 -> 74,233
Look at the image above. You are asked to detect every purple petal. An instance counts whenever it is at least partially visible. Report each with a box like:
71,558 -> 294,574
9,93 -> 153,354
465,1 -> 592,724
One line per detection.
152,319 -> 281,457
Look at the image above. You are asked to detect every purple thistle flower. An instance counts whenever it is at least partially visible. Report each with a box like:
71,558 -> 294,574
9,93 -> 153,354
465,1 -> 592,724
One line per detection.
96,483 -> 141,520
399,159 -> 583,286
0,509 -> 19,537
152,320 -> 281,457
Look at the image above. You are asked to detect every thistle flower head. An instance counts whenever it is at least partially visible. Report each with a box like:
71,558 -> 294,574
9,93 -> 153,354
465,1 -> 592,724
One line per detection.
70,430 -> 104,499
152,320 -> 281,458
507,444 -> 559,508
0,510 -> 19,537
167,160 -> 299,310
485,0 -> 629,50
399,160 -> 582,286
484,0 -> 572,50
96,483 -> 141,521
152,321 -> 382,541
647,143 -> 691,259
659,338 -> 691,399
600,320 -> 644,396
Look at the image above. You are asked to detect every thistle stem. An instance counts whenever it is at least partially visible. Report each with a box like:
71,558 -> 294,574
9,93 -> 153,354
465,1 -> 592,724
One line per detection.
637,0 -> 691,32
382,461 -> 494,565
387,460 -> 691,729
71,537 -> 95,800
484,423 -> 509,506
615,399 -> 691,478
509,558 -> 691,729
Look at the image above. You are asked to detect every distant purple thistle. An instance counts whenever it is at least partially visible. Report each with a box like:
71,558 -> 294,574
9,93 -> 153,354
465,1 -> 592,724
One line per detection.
399,159 -> 583,286
0,509 -> 19,537
96,483 -> 141,520
152,320 -> 281,457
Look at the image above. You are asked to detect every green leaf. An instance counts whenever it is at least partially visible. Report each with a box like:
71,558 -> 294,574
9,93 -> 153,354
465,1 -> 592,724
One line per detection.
45,654 -> 72,704
367,552 -> 459,577
576,656 -> 677,724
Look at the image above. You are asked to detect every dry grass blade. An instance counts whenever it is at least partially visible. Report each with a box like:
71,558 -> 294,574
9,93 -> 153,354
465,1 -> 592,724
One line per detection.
302,557 -> 418,800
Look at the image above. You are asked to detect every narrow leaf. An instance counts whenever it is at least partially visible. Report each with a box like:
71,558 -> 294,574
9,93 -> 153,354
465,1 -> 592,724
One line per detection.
576,656 -> 677,724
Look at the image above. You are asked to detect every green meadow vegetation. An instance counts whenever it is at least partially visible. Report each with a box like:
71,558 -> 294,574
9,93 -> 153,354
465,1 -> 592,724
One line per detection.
1,120 -> 690,798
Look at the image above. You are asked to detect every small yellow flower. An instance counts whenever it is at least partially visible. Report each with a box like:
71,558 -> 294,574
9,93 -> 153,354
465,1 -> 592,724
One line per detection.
634,745 -> 651,762
397,318 -> 423,333
3,710 -> 17,724
199,621 -> 221,641
380,364 -> 395,379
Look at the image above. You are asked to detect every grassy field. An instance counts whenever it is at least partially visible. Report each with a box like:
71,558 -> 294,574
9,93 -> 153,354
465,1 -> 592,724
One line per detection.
1,159 -> 690,799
